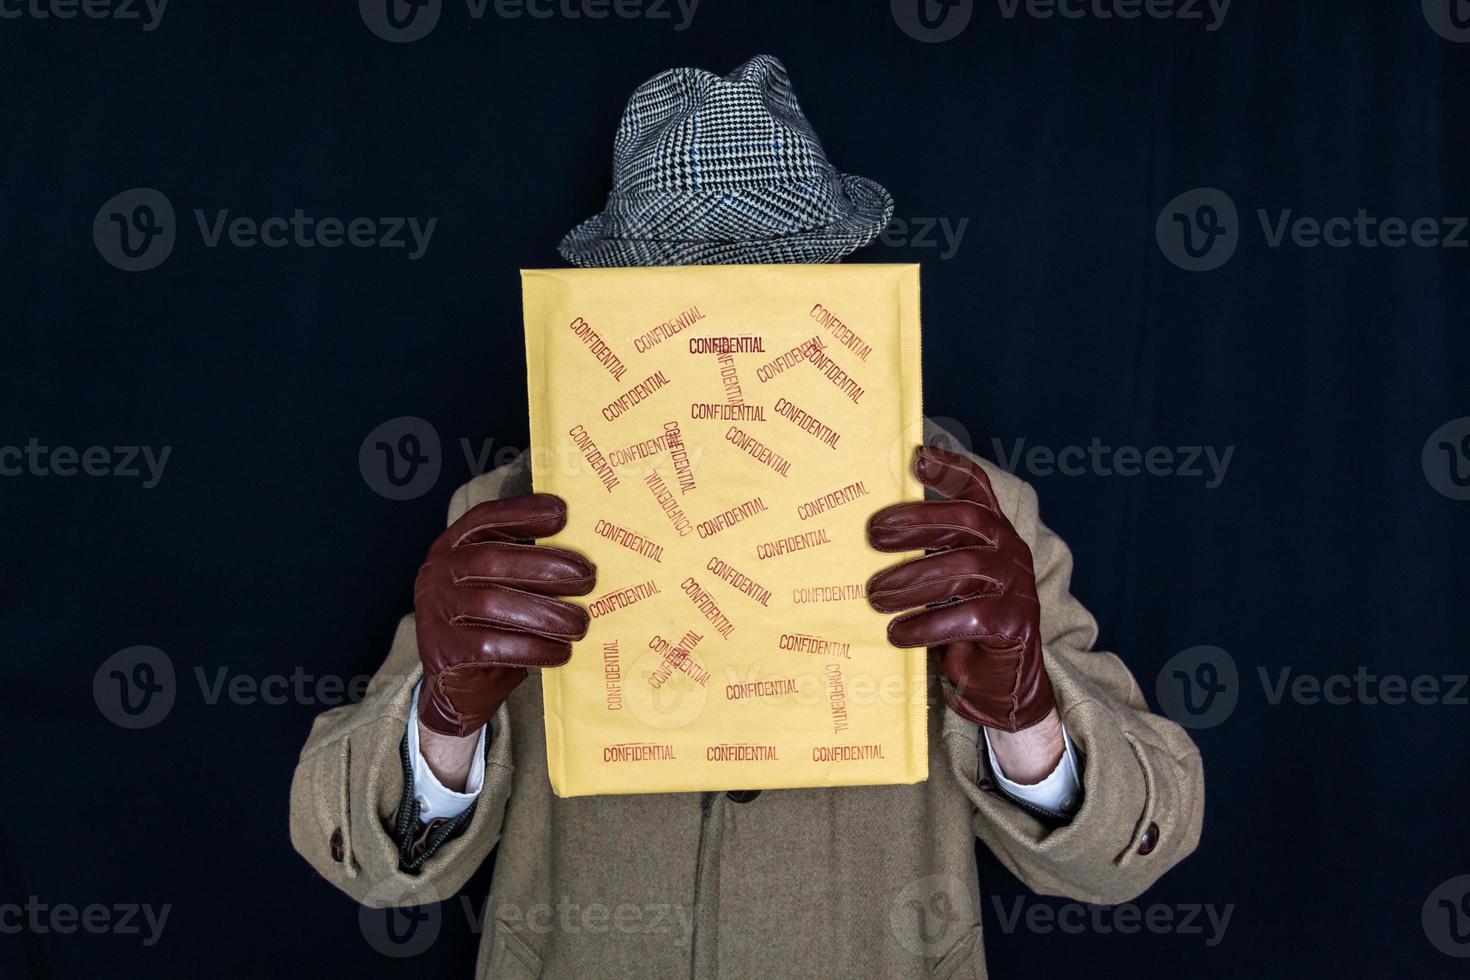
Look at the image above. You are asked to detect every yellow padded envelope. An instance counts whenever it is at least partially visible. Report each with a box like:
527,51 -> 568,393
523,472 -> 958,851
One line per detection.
521,264 -> 926,797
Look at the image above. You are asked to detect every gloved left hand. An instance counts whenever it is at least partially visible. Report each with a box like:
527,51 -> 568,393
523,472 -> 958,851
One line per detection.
865,446 -> 1056,733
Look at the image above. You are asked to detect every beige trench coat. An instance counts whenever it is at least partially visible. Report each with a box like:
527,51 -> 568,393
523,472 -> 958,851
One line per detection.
290,423 -> 1204,979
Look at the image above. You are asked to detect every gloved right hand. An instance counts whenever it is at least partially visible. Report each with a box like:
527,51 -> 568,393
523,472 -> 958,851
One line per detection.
414,494 -> 596,738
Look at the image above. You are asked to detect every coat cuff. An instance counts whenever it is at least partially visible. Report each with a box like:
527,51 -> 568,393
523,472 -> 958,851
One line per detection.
944,651 -> 1205,905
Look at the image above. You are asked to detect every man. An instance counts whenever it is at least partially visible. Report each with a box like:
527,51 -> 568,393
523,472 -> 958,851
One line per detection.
290,55 -> 1204,979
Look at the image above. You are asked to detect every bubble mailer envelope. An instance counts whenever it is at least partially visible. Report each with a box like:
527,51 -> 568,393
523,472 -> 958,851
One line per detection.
521,264 -> 926,797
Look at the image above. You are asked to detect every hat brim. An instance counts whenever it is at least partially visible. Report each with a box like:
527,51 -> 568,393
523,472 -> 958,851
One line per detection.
557,174 -> 895,268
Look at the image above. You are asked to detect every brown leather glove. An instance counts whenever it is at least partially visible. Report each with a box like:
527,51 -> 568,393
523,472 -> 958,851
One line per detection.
414,494 -> 596,737
866,446 -> 1056,733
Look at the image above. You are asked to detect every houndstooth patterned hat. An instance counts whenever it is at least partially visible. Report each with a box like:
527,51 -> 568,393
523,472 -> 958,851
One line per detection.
559,55 -> 895,267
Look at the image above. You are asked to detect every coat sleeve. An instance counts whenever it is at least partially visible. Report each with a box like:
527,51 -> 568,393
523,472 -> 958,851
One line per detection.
288,475 -> 517,906
942,463 -> 1205,906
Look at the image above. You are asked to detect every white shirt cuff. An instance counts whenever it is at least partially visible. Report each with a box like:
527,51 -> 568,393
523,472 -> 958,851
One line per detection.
982,724 -> 1082,817
407,680 -> 487,823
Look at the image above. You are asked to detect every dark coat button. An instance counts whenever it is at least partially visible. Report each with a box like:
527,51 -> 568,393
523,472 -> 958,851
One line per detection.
726,790 -> 761,804
330,829 -> 345,862
1137,822 -> 1160,855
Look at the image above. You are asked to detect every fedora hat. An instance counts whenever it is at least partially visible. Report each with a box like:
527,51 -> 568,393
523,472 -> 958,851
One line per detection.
559,55 -> 895,267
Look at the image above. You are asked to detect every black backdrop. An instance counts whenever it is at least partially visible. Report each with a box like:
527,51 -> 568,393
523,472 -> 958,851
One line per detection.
2,1 -> 1469,976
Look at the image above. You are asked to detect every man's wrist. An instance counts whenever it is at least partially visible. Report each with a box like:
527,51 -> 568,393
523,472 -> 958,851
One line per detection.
983,719 -> 1081,818
417,721 -> 481,792
407,680 -> 489,824
985,707 -> 1065,784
